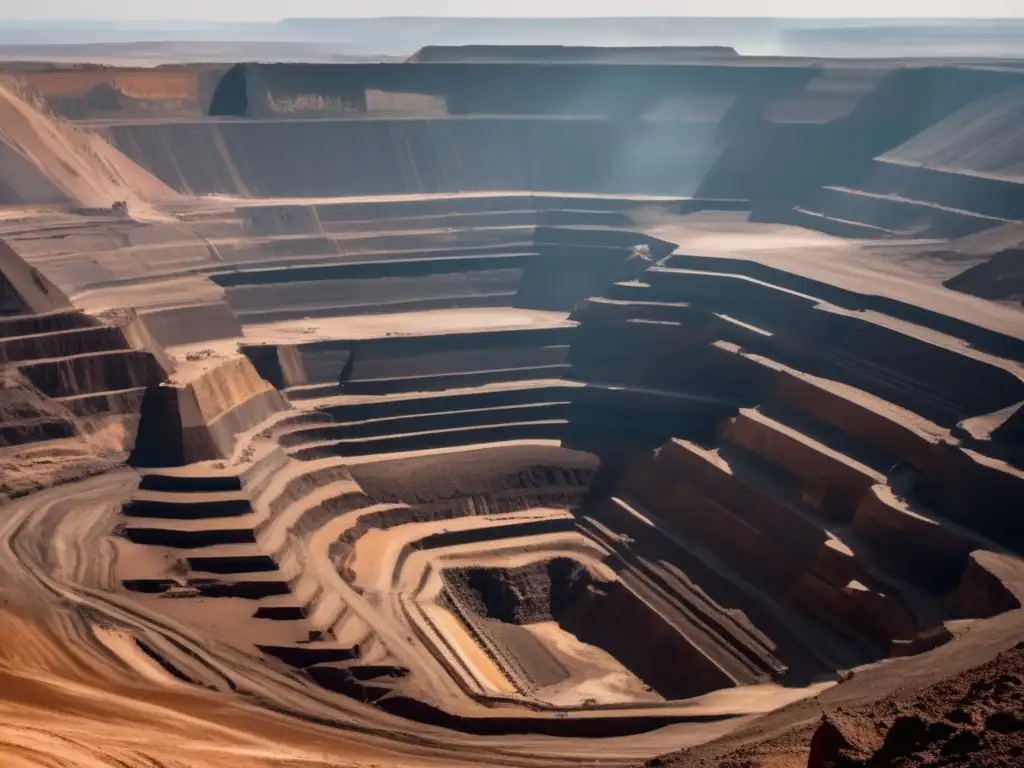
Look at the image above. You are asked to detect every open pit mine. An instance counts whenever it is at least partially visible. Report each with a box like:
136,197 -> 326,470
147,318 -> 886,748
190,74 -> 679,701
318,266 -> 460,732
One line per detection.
0,49 -> 1023,768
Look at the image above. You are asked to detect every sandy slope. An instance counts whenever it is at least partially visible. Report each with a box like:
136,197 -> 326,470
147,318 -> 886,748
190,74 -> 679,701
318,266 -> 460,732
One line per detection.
0,604 -> 461,768
0,78 -> 179,216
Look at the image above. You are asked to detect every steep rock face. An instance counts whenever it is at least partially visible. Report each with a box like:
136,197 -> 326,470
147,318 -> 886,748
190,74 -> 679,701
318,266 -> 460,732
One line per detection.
953,551 -> 1023,620
851,486 -> 981,591
0,298 -> 169,463
0,366 -> 79,447
0,307 -> 167,497
444,558 -> 591,626
444,559 -> 735,700
131,356 -> 288,467
0,239 -> 72,316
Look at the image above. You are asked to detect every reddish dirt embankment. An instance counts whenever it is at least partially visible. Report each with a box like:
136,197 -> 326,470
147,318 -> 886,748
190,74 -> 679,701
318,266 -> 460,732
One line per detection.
808,645 -> 1024,767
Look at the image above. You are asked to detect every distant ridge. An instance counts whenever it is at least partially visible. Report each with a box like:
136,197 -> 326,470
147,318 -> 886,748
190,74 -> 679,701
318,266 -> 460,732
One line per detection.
408,45 -> 739,63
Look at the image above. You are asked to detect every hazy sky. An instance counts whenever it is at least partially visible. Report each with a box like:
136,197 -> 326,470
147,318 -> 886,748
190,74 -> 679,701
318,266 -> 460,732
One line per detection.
3,1 -> 1023,22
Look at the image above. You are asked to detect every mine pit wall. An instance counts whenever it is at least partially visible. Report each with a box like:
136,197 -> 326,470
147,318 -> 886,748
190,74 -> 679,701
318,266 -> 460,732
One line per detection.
131,356 -> 287,467
721,410 -> 880,521
614,426 -> 1020,652
562,250 -> 1024,654
0,240 -> 73,316
349,445 -> 598,506
0,304 -> 173,451
585,262 -> 1024,438
104,118 -> 719,197
802,183 -> 1010,240
0,325 -> 128,365
624,440 -> 830,586
214,219 -> 680,327
516,228 -> 677,312
0,367 -> 81,447
224,269 -> 522,325
135,302 -> 244,348
837,161 -> 1024,220
220,62 -> 808,120
279,403 -> 570,447
850,486 -> 984,592
614,443 -> 904,664
17,67 -> 228,120
561,578 -> 736,700
582,497 -> 807,680
769,372 -> 1024,548
442,557 -> 735,700
640,269 -> 1024,422
0,310 -> 95,339
18,350 -> 165,399
313,384 -> 576,424
86,62 -> 1024,215
100,61 -> 763,197
575,308 -> 1024,546
333,470 -> 595,579
694,66 -> 1022,204
568,315 -> 773,399
661,254 -> 1024,362
245,325 -> 575,397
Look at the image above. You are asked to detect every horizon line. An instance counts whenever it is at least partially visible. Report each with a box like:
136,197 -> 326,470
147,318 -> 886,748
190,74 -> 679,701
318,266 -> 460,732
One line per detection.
4,15 -> 1024,23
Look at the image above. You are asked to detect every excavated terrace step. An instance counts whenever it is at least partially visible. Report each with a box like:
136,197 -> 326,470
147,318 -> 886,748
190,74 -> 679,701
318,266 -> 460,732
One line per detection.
0,310 -> 96,339
817,186 -> 1011,237
290,419 -> 569,460
280,401 -> 572,446
594,497 -> 858,678
212,251 -> 535,287
252,568 -> 324,620
18,348 -> 165,398
136,442 -> 287,493
639,440 -> 856,588
258,641 -> 360,669
345,342 -> 571,384
719,343 -> 1009,467
185,546 -> 281,575
235,293 -> 516,324
301,379 -> 577,416
656,256 -> 1024,364
723,408 -> 886,521
812,345 -> 987,428
182,562 -> 303,599
0,324 -> 129,364
55,386 -> 147,417
122,490 -> 253,520
754,402 -> 897,476
122,476 -> 365,549
338,364 -> 573,396
786,207 -> 899,238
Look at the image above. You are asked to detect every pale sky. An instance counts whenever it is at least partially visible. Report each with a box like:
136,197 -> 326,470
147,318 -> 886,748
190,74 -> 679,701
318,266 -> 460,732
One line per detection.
2,1 -> 1022,22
